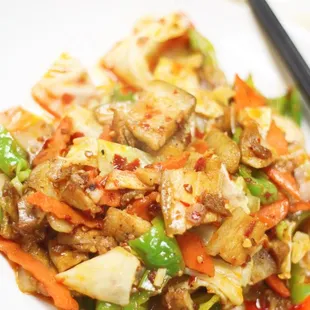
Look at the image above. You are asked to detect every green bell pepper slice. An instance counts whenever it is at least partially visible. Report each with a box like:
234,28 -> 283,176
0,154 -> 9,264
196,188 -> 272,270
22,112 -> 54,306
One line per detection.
96,291 -> 150,310
232,127 -> 243,144
0,125 -> 29,179
268,88 -> 302,126
129,217 -> 184,276
188,29 -> 217,67
112,85 -> 135,102
289,263 -> 310,304
238,165 -> 278,205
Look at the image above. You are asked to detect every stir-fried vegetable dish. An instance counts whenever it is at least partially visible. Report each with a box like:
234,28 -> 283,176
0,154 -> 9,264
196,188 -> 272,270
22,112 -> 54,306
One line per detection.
0,13 -> 309,310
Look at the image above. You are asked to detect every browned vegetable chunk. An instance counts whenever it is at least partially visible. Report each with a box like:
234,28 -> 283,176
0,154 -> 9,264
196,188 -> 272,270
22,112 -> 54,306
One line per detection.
240,123 -> 274,168
103,208 -> 151,242
206,208 -> 266,266
163,287 -> 194,310
205,129 -> 240,173
126,81 -> 195,151
250,249 -> 277,284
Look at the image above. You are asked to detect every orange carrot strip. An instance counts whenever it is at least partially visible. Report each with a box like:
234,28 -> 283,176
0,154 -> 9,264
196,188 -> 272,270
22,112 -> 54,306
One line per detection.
176,231 -> 214,277
153,152 -> 190,170
299,296 -> 310,310
234,75 -> 265,112
0,238 -> 78,310
99,189 -> 121,207
266,168 -> 301,200
27,192 -> 101,229
99,125 -> 112,141
33,117 -> 73,167
191,140 -> 209,154
265,275 -> 290,298
127,192 -> 158,221
255,199 -> 289,229
290,201 -> 310,213
266,121 -> 288,156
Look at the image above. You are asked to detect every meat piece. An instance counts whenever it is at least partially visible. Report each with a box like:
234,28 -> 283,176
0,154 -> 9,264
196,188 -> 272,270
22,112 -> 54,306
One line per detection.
201,193 -> 230,216
250,249 -> 277,284
126,81 -> 195,151
103,208 -> 151,242
112,109 -> 138,147
16,193 -> 47,237
57,227 -> 117,255
206,208 -> 267,266
48,240 -> 88,272
60,179 -> 101,214
163,287 -> 194,310
240,122 -> 274,169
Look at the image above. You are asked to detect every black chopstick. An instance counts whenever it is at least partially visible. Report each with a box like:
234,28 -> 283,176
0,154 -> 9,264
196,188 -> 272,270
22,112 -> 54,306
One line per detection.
248,0 -> 310,106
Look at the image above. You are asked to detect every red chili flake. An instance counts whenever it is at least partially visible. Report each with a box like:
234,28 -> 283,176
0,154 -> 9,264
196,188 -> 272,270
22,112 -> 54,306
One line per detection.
137,36 -> 149,46
145,113 -> 153,120
173,89 -> 178,94
61,93 -> 74,105
165,116 -> 172,122
194,157 -> 206,172
244,220 -> 256,237
188,276 -> 197,287
64,215 -> 72,221
113,154 -> 127,170
264,192 -> 272,199
180,200 -> 191,207
195,128 -> 204,139
140,122 -> 151,130
124,158 -> 140,171
183,184 -> 193,194
71,132 -> 85,141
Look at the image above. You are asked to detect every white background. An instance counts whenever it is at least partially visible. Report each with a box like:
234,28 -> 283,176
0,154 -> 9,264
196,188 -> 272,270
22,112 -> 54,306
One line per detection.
0,0 -> 309,309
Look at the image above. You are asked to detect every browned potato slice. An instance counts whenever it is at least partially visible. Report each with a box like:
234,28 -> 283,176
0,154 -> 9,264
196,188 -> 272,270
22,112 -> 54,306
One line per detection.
206,208 -> 266,266
205,129 -> 240,174
240,122 -> 274,168
126,81 -> 195,151
103,208 -> 151,242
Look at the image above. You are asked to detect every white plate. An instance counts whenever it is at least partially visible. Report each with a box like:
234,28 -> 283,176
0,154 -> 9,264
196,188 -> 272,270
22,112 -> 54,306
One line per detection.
0,0 -> 309,309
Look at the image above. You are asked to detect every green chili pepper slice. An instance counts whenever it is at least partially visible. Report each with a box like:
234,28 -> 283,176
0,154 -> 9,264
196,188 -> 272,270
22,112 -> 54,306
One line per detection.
129,217 -> 184,276
289,263 -> 310,304
238,165 -> 278,205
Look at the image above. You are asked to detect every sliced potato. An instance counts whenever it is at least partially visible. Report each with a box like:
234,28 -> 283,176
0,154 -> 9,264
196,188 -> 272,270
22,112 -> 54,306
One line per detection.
205,130 -> 240,173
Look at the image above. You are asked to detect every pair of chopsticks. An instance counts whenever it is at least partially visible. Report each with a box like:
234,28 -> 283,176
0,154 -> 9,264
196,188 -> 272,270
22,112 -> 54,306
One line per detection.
248,0 -> 310,106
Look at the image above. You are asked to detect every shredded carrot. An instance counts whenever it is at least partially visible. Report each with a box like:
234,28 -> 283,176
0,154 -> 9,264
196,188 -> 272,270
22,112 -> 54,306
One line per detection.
0,238 -> 78,310
289,201 -> 310,213
33,117 -> 73,167
191,140 -> 209,154
126,192 -> 158,221
299,296 -> 310,310
99,189 -> 121,207
265,274 -> 290,298
266,168 -> 300,200
99,124 -> 113,141
234,75 -> 265,112
176,231 -> 214,277
255,199 -> 289,229
153,152 -> 190,170
266,121 -> 288,156
27,192 -> 101,229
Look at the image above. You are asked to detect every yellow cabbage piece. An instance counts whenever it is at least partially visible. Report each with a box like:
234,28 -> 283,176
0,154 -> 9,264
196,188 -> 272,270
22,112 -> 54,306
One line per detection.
292,231 -> 310,264
102,13 -> 191,89
186,259 -> 253,306
56,247 -> 140,306
294,161 -> 310,202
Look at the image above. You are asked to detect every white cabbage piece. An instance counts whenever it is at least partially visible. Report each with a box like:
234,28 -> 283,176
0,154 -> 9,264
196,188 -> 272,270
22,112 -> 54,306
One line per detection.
56,247 -> 140,306
98,140 -> 154,175
277,220 -> 296,279
273,115 -> 305,146
292,231 -> 310,264
220,166 -> 250,214
153,55 -> 202,94
32,53 -> 98,117
102,13 -> 191,89
66,105 -> 103,138
239,107 -> 272,140
195,90 -> 224,119
186,259 -> 253,306
294,161 -> 310,202
65,137 -> 99,167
